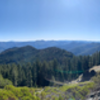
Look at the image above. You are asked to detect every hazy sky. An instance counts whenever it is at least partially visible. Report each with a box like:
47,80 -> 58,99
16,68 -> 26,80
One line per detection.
0,0 -> 100,41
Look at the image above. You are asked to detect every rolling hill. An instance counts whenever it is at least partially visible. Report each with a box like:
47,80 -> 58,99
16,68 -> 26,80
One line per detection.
0,46 -> 73,64
0,41 -> 100,55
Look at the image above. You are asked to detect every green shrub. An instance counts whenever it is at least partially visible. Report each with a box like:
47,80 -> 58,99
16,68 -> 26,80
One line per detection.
0,75 -> 12,88
21,96 -> 33,100
0,90 -> 18,100
4,85 -> 23,98
4,85 -> 39,100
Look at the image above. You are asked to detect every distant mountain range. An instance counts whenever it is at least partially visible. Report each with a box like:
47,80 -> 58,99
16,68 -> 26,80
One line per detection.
0,46 -> 73,64
0,40 -> 100,55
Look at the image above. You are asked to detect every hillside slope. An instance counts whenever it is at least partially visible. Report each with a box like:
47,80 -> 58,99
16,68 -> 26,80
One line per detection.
0,46 -> 73,64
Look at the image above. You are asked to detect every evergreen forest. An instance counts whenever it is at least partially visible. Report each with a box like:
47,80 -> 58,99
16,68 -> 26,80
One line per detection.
0,46 -> 100,87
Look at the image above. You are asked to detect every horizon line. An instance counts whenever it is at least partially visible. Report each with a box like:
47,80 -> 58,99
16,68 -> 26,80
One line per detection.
0,39 -> 100,42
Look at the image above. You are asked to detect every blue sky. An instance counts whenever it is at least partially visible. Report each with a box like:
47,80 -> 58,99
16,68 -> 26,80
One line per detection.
0,0 -> 100,41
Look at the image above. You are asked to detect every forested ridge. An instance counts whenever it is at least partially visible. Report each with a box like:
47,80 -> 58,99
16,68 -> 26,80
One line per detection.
0,41 -> 100,55
0,46 -> 100,87
0,46 -> 73,64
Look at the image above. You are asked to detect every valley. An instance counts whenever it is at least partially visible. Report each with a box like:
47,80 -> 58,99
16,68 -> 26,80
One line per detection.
0,45 -> 100,100
1,0 -> 100,99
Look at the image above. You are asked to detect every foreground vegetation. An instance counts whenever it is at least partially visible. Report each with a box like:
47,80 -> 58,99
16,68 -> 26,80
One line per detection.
0,82 -> 94,100
0,71 -> 100,100
0,85 -> 40,100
